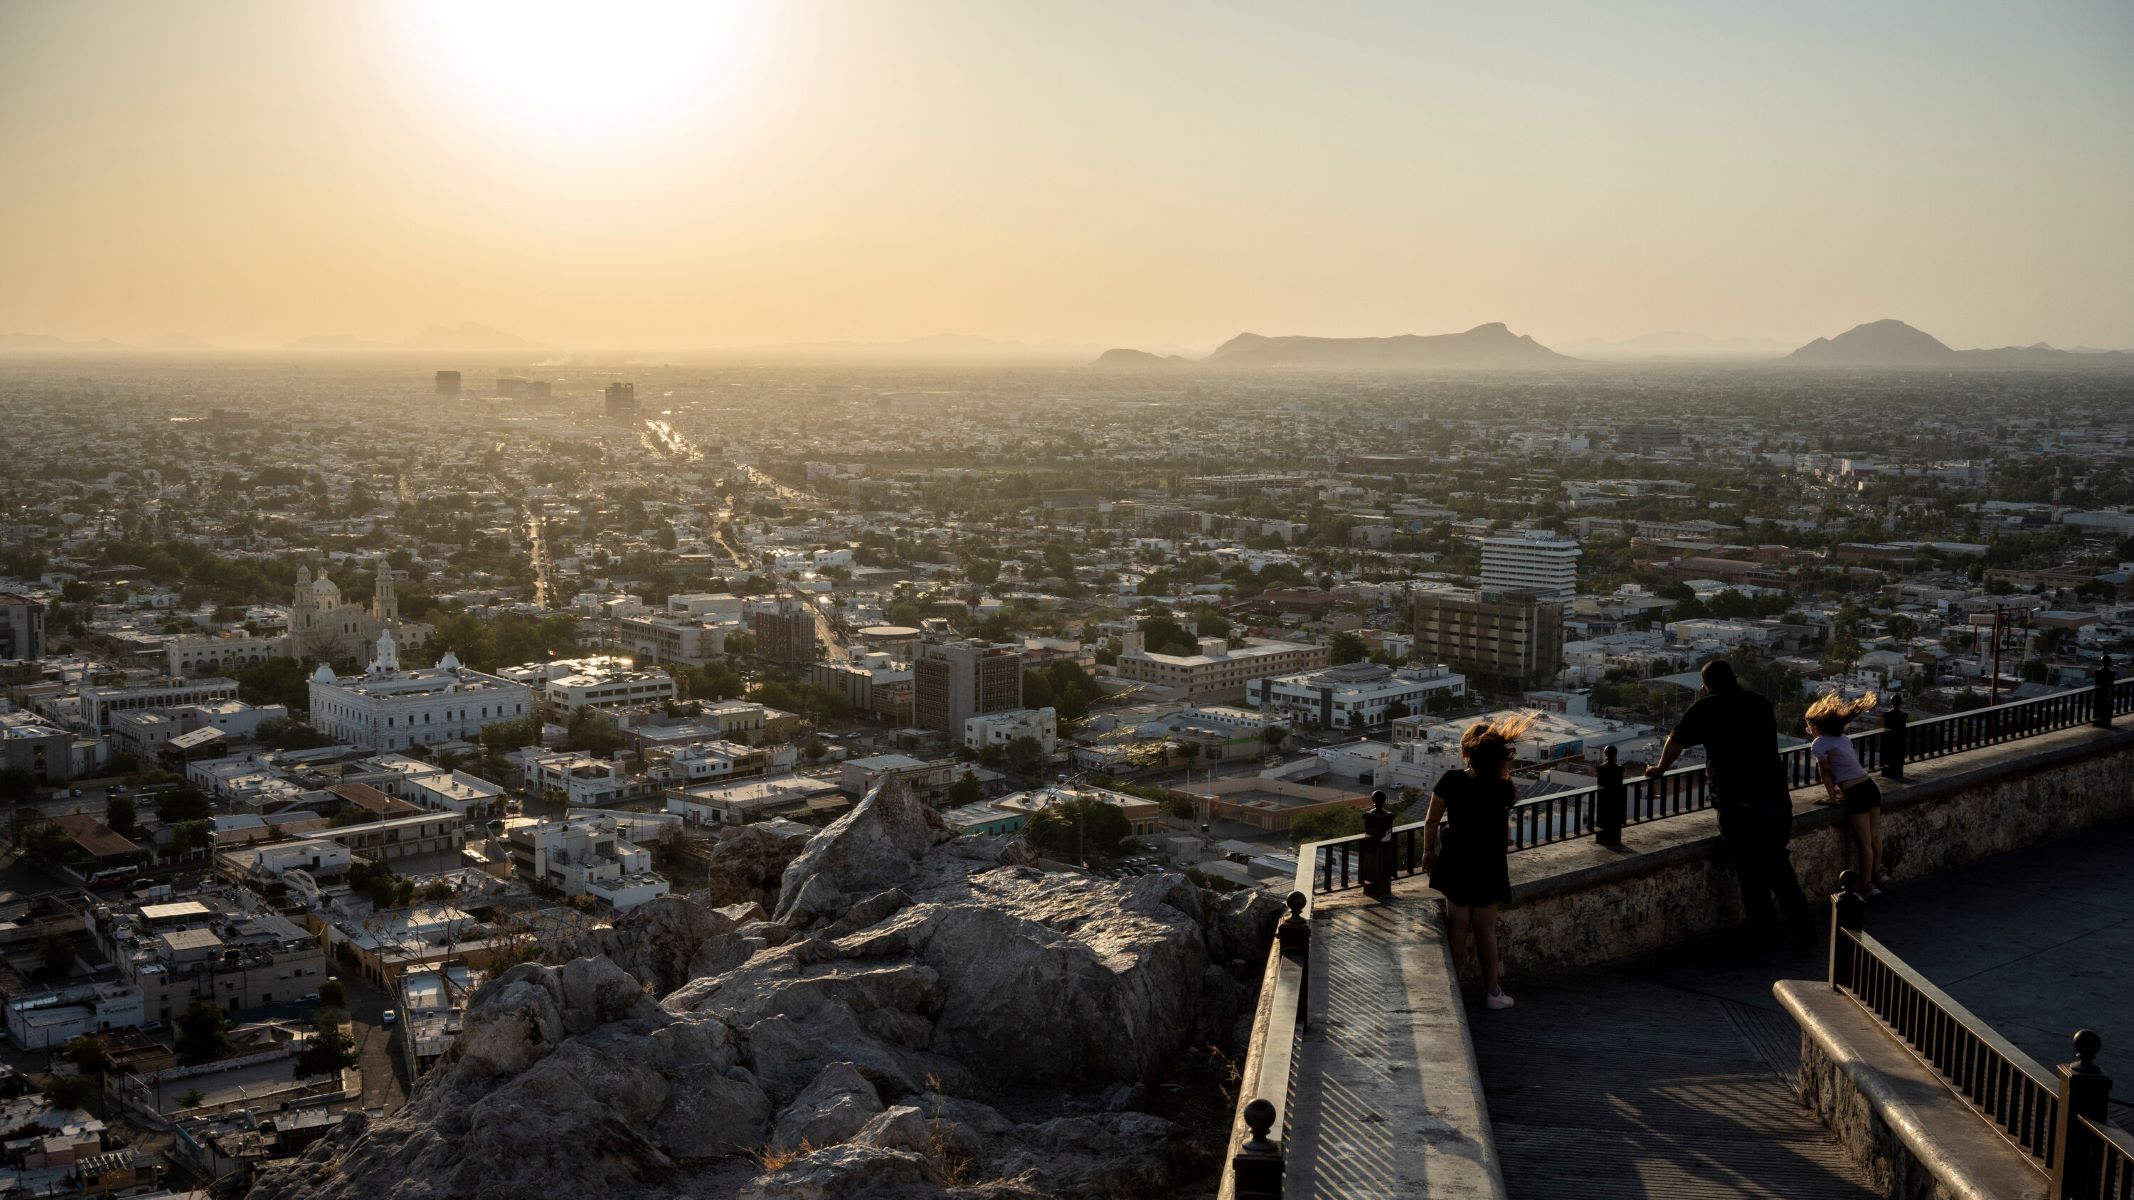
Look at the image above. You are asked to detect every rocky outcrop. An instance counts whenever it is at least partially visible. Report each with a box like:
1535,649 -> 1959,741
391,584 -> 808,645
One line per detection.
246,781 -> 1277,1200
700,822 -> 813,908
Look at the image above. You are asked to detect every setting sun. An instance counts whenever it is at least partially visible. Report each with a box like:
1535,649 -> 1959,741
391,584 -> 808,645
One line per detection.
398,0 -> 762,135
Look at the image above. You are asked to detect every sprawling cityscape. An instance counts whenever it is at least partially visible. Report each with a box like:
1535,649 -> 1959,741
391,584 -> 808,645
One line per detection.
1,350 -> 2130,1196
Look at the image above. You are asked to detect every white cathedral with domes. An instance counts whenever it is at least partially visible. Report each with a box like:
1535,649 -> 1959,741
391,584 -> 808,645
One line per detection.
307,628 -> 533,753
288,564 -> 433,667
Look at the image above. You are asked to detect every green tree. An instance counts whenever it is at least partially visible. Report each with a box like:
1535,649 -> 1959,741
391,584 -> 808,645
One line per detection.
43,1074 -> 94,1110
176,1087 -> 206,1110
564,707 -> 624,757
1288,806 -> 1365,845
1329,631 -> 1369,665
293,1011 -> 358,1079
1136,614 -> 1198,656
947,771 -> 983,807
1024,797 -> 1131,863
155,782 -> 213,824
176,1001 -> 230,1063
317,979 -> 346,1009
1005,736 -> 1045,774
36,931 -> 73,977
103,793 -> 138,840
172,819 -> 215,858
61,1033 -> 113,1076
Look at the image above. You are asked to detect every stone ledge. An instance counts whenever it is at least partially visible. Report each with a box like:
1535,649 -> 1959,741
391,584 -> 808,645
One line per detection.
1774,979 -> 2045,1200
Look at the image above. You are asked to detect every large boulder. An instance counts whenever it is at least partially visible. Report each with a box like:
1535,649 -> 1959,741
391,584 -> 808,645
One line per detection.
771,1061 -> 885,1152
775,781 -> 950,926
703,822 -> 813,908
565,894 -> 744,997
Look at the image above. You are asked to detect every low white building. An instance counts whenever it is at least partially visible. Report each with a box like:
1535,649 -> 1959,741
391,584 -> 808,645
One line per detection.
643,740 -> 778,785
4,981 -> 147,1048
1248,662 -> 1466,731
963,706 -> 1058,756
402,769 -> 507,818
500,656 -> 676,714
172,699 -> 288,739
521,752 -> 650,807
308,634 -> 533,753
503,814 -> 669,911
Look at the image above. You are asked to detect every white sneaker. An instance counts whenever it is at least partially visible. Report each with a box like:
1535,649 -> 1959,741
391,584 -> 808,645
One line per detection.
1865,886 -> 1885,899
1485,989 -> 1515,1011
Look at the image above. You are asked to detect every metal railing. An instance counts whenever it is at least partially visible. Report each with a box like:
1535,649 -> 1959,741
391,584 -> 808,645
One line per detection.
1826,874 -> 2130,1199
1308,664 -> 2122,895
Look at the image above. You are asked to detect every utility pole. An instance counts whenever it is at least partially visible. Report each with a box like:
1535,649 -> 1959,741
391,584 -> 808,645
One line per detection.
1990,605 -> 2005,706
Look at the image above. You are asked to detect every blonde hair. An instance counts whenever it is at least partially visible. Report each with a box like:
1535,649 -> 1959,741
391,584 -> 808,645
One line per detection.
1806,691 -> 1878,733
1460,712 -> 1541,779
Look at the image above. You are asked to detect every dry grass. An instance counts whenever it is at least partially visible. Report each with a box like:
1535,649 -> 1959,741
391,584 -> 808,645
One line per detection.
751,1137 -> 811,1173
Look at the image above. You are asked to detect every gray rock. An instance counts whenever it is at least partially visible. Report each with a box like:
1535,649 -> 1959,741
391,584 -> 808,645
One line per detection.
775,780 -> 949,925
739,1144 -> 941,1200
822,887 -> 913,939
454,975 -> 565,1079
640,1016 -> 737,1076
568,894 -> 741,997
989,1112 -> 1186,1196
650,1069 -> 773,1160
703,822 -> 813,909
771,1061 -> 885,1152
557,955 -> 655,1035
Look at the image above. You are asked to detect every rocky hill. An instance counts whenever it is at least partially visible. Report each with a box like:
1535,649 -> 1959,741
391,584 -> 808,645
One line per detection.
1090,347 -> 1186,366
247,783 -> 1278,1200
1786,319 -> 2133,367
1203,322 -> 1573,368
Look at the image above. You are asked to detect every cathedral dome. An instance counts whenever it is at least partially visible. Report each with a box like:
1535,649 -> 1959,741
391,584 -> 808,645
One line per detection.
312,663 -> 336,683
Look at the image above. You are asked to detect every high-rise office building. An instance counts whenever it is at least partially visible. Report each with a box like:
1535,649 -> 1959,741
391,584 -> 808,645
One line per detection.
1479,531 -> 1580,600
1412,587 -> 1564,692
0,593 -> 46,662
605,382 -> 639,426
434,370 -> 461,398
913,640 -> 1022,735
495,377 -> 528,399
749,598 -> 819,666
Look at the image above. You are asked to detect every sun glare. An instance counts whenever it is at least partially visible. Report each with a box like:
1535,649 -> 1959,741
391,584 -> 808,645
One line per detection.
401,0 -> 759,136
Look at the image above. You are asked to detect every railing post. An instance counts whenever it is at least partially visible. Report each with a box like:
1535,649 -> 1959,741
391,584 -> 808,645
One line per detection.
1595,746 -> 1625,847
1829,870 -> 1865,992
1361,790 -> 1394,899
1232,1097 -> 1284,1200
2050,1030 -> 2111,1200
2093,657 -> 2116,729
1880,695 -> 1907,782
1277,890 -> 1310,958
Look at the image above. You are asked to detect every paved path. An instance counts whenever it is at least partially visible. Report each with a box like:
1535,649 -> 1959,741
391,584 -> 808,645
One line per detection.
1470,821 -> 2134,1197
1285,897 -> 1501,1200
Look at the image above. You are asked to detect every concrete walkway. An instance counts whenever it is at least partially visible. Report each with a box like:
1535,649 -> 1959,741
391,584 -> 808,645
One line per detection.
1284,892 -> 1504,1200
1469,822 -> 2134,1197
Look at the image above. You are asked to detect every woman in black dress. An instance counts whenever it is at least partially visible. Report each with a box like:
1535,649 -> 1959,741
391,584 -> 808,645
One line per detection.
1421,713 -> 1536,1011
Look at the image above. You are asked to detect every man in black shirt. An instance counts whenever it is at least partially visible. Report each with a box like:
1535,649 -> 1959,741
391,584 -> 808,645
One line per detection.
1650,659 -> 1813,951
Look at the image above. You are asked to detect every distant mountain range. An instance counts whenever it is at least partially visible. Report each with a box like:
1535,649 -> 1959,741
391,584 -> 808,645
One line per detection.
1095,322 -> 1574,369
1785,319 -> 2133,367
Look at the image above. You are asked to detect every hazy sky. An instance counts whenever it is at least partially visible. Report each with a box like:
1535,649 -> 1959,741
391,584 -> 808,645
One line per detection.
3,0 -> 2131,352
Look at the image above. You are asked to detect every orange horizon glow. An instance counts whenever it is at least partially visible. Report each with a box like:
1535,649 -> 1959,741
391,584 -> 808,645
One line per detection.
1,0 -> 2130,353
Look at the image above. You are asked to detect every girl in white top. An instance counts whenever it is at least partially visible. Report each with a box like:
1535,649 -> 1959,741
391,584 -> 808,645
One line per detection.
1807,692 -> 1885,894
